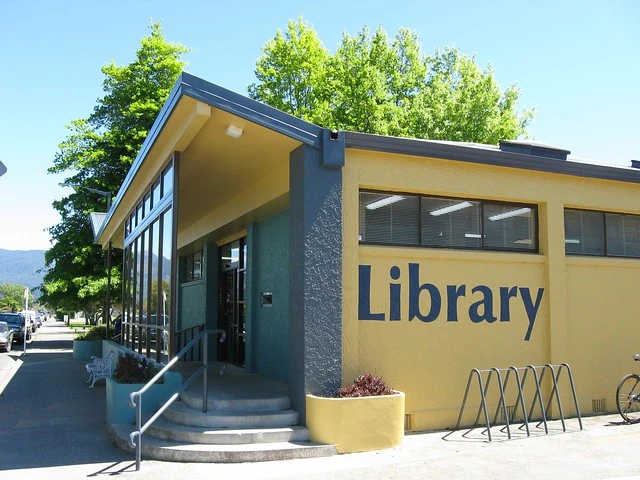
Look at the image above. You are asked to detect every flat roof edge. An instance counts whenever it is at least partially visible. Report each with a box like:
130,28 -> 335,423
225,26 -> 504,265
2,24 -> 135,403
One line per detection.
345,132 -> 640,184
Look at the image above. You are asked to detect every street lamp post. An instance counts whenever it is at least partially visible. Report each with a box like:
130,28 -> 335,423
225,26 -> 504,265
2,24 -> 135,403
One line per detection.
59,182 -> 113,336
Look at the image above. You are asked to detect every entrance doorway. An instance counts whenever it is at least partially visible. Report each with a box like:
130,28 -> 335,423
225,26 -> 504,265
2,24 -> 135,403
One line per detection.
218,238 -> 246,367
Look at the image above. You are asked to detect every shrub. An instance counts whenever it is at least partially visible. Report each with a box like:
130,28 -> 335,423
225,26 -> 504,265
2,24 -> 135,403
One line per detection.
336,374 -> 394,398
75,324 -> 109,341
113,353 -> 163,384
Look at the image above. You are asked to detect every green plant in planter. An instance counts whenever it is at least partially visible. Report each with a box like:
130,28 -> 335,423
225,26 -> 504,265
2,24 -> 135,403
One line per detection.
113,353 -> 164,384
336,374 -> 394,397
75,324 -> 109,341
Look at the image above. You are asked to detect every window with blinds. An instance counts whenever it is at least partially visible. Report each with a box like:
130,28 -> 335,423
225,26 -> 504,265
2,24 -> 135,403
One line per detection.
565,208 -> 640,258
359,191 -> 538,252
359,192 -> 419,245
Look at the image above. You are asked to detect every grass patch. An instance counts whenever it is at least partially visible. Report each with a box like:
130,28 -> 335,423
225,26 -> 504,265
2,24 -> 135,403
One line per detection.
69,320 -> 88,329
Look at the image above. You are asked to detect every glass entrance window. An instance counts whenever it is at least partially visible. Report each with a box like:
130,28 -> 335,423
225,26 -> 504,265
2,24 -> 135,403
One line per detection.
121,158 -> 174,363
218,238 -> 246,367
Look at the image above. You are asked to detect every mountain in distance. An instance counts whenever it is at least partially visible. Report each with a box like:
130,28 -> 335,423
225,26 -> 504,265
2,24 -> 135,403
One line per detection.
0,249 -> 46,292
0,248 -> 170,298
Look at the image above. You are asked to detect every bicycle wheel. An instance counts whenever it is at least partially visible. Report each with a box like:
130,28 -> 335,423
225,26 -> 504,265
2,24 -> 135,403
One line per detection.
617,374 -> 640,423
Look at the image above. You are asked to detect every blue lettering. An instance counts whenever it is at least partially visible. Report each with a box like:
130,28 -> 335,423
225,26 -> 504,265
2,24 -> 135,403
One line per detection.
446,285 -> 466,321
469,285 -> 497,323
499,287 -> 518,322
409,263 -> 441,322
520,287 -> 544,341
358,265 -> 385,321
358,263 -> 545,341
390,266 -> 401,321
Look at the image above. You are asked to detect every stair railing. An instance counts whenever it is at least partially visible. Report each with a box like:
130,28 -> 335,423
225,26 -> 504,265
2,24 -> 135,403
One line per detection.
128,328 -> 226,471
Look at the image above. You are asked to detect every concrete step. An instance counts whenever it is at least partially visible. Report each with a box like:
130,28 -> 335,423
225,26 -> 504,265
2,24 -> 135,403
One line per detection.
109,424 -> 337,463
108,370 -> 336,463
180,374 -> 291,412
180,387 -> 291,412
146,417 -> 310,444
162,400 -> 299,428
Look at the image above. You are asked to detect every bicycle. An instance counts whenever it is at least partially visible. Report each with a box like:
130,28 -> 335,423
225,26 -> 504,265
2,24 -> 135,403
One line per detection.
617,354 -> 640,423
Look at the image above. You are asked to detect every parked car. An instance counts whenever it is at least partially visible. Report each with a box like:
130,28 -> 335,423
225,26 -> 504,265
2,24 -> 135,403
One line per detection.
0,312 -> 29,343
22,310 -> 39,332
142,314 -> 169,349
0,321 -> 13,352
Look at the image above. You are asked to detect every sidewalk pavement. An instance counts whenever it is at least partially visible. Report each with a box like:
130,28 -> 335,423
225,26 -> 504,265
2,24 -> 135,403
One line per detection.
1,320 -> 640,480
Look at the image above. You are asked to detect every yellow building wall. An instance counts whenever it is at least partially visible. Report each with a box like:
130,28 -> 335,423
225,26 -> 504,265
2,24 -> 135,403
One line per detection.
565,257 -> 640,413
342,148 -> 640,432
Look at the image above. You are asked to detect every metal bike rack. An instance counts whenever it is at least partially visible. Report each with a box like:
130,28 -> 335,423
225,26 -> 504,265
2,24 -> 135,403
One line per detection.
453,363 -> 582,441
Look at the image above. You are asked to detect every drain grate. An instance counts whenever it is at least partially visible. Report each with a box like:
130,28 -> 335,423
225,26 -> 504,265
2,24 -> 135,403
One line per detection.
404,414 -> 412,431
592,398 -> 606,413
498,405 -> 517,422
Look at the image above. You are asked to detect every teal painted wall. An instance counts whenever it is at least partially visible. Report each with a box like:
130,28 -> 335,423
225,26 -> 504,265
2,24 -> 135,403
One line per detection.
251,211 -> 289,382
178,279 -> 206,331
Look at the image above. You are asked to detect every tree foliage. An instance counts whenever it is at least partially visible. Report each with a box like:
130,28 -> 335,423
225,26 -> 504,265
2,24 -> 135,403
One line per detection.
0,284 -> 30,312
43,22 -> 189,317
248,17 -> 330,121
249,18 -> 534,143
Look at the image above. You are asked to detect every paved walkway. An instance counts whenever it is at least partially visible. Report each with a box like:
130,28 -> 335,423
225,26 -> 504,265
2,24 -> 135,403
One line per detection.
1,320 -> 640,479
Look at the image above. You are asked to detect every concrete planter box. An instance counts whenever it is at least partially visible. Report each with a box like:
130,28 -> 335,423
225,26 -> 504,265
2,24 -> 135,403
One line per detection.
72,339 -> 103,360
306,391 -> 405,453
106,371 -> 182,424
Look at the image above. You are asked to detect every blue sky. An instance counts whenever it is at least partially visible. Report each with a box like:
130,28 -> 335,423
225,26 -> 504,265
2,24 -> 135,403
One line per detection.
0,0 -> 638,251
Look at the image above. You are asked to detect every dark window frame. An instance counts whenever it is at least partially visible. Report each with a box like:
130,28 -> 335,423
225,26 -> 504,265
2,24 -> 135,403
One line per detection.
564,207 -> 640,259
183,249 -> 204,282
359,189 -> 539,254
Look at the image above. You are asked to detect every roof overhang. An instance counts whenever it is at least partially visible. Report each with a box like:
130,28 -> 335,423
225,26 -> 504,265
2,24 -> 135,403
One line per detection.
96,72 -> 326,249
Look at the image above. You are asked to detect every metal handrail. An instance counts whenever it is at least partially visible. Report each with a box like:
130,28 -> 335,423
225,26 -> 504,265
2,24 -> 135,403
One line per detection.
127,328 -> 226,471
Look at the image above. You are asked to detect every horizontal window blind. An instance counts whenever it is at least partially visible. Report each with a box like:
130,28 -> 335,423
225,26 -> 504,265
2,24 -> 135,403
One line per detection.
359,191 -> 537,253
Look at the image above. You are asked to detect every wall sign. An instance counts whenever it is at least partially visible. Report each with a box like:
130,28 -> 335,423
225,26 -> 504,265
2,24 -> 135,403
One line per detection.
358,263 -> 544,341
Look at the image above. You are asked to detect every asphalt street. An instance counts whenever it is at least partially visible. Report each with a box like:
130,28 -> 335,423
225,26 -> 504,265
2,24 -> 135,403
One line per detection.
1,320 -> 639,480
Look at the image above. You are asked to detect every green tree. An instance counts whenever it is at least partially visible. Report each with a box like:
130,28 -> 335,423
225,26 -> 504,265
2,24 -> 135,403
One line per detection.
0,283 -> 30,312
43,22 -> 189,319
249,16 -> 330,123
323,26 -> 427,135
408,46 -> 533,143
249,18 -> 533,142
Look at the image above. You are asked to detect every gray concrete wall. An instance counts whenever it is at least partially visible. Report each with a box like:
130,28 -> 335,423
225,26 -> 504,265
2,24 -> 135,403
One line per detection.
289,143 -> 343,422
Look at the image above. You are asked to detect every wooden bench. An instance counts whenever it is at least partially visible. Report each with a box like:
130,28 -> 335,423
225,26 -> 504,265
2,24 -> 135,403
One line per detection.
85,350 -> 116,388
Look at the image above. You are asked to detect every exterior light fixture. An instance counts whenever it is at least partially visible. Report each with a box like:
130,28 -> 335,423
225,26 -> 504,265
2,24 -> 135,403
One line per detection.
365,195 -> 405,210
59,182 -> 112,210
225,125 -> 244,139
58,181 -> 114,336
430,201 -> 473,216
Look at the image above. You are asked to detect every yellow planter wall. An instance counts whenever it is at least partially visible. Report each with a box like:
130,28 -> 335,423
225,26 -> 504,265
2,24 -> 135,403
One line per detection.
342,148 -> 640,432
306,392 -> 405,453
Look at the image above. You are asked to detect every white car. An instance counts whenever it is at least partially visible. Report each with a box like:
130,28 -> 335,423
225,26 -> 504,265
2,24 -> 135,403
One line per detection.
21,310 -> 37,333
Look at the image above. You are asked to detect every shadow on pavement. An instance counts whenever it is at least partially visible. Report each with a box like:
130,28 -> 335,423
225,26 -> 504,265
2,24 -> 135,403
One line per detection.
0,321 -> 132,471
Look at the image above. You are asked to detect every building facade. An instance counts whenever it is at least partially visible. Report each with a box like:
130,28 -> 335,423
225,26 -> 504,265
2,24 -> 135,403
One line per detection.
97,72 -> 640,432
